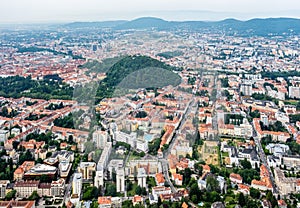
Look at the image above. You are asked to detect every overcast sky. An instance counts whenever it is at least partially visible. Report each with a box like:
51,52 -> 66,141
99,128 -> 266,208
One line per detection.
1,0 -> 300,23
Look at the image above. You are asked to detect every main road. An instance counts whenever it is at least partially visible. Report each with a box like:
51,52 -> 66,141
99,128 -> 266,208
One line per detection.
159,71 -> 204,193
254,136 -> 279,194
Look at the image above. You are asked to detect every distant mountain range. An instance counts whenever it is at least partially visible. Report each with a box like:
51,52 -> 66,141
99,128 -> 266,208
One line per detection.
64,17 -> 300,36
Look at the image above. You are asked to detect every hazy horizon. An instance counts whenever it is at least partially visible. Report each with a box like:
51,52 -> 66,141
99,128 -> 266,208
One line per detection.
1,0 -> 300,24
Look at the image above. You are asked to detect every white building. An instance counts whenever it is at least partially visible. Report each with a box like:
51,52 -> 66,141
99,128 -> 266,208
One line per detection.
114,131 -> 137,148
116,168 -> 125,193
266,143 -> 289,157
51,178 -> 65,197
72,173 -> 82,196
0,130 -> 9,142
151,186 -> 171,201
136,138 -> 148,152
95,142 -> 112,188
93,130 -> 108,149
137,168 -> 147,188
289,86 -> 300,99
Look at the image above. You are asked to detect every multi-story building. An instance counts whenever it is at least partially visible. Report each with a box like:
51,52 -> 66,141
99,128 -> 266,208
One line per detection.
240,82 -> 253,96
151,186 -> 172,201
281,155 -> 300,170
72,173 -> 82,196
37,183 -> 51,197
274,168 -> 300,195
14,181 -> 39,198
13,161 -> 35,181
0,130 -> 9,142
23,164 -> 57,180
51,179 -> 65,197
95,142 -> 112,188
229,173 -> 243,184
0,180 -> 9,199
114,131 -> 137,148
289,86 -> 300,99
116,168 -> 125,193
98,196 -> 112,208
136,138 -> 148,152
127,159 -> 162,177
59,161 -> 72,178
78,162 -> 96,180
137,168 -> 147,188
93,130 -> 108,149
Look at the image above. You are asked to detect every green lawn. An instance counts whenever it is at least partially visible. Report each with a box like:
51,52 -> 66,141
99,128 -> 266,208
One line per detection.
147,177 -> 156,189
222,152 -> 229,157
127,183 -> 138,196
128,152 -> 141,161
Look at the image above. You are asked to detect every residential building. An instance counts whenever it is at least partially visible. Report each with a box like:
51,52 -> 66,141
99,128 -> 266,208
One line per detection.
229,173 -> 243,184
14,180 -> 39,198
78,162 -> 96,180
98,196 -> 112,208
0,181 -> 9,199
93,130 -> 108,149
72,173 -> 82,196
51,179 -> 65,197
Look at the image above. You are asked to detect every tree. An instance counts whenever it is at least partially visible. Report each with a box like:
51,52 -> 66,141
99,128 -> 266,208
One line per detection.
250,187 -> 260,199
40,174 -> 52,183
182,168 -> 192,185
46,152 -> 52,158
191,195 -> 198,203
122,200 -> 133,208
68,135 -> 74,144
238,193 -> 246,207
266,190 -> 278,208
297,101 -> 300,111
241,158 -> 252,169
82,186 -> 98,200
28,191 -> 40,200
205,191 -> 221,203
36,158 -> 43,164
189,179 -> 200,199
206,175 -> 220,192
105,184 -> 116,196
135,185 -> 146,195
5,190 -> 16,200
18,150 -> 34,165
194,162 -> 203,175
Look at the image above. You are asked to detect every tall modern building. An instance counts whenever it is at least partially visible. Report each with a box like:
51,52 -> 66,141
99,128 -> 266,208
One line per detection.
93,130 -> 108,149
137,168 -> 147,188
78,162 -> 96,180
72,173 -> 82,196
94,142 -> 112,188
116,168 -> 125,192
240,81 -> 253,96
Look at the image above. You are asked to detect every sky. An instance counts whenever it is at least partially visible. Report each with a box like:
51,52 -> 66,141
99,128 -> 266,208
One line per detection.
1,0 -> 300,23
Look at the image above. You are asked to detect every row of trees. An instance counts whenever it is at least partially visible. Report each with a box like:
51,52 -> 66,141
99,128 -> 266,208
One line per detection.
260,120 -> 288,132
53,113 -> 75,129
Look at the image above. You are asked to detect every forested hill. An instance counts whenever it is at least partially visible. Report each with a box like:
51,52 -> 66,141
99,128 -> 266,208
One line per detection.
104,55 -> 181,87
65,17 -> 300,36
95,55 -> 182,100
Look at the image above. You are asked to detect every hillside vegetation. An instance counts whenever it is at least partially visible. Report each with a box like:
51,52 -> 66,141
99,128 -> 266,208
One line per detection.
95,55 -> 182,101
117,67 -> 181,89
